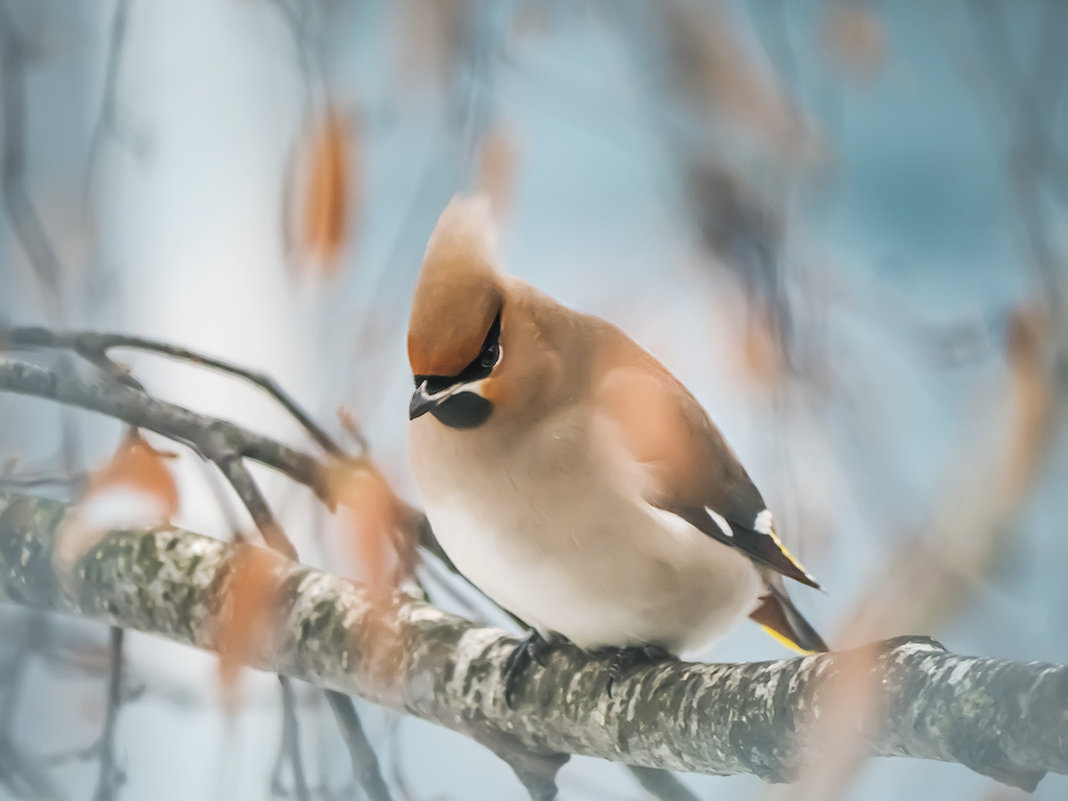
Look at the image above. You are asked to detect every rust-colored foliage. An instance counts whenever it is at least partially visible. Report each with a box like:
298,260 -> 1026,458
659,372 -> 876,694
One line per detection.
800,304 -> 1055,801
216,543 -> 284,714
336,405 -> 368,453
53,431 -> 180,572
663,0 -> 813,162
328,461 -> 412,678
392,0 -> 469,90
740,309 -> 784,389
822,3 -> 886,82
293,110 -> 355,275
476,126 -> 519,218
328,461 -> 401,594
87,430 -> 179,520
1003,305 -> 1051,497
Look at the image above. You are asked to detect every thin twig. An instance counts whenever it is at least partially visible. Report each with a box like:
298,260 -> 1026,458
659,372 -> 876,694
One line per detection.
0,468 -> 87,490
0,358 -> 331,501
0,328 -> 402,797
0,342 -> 516,800
323,692 -> 393,801
0,618 -> 59,799
276,676 -> 312,801
211,452 -> 297,560
84,0 -> 136,213
0,1 -> 63,317
1,327 -> 347,458
92,627 -> 126,801
966,0 -> 1067,308
0,4 -> 88,482
625,765 -> 701,801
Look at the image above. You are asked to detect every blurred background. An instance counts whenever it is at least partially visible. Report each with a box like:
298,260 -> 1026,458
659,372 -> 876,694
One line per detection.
1,0 -> 1067,799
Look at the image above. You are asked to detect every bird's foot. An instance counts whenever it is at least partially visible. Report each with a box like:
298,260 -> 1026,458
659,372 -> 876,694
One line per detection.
503,630 -> 565,708
604,644 -> 674,698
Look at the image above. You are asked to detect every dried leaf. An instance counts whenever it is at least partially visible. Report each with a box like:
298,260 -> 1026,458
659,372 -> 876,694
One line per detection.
336,406 -> 368,453
740,309 -> 784,389
329,461 -> 403,593
835,303 -> 1054,646
291,110 -> 356,275
216,544 -> 283,714
822,4 -> 886,82
476,126 -> 519,218
1003,305 -> 1052,497
86,431 -> 179,520
392,0 -> 470,90
328,461 -> 411,678
663,0 -> 815,163
769,644 -> 882,801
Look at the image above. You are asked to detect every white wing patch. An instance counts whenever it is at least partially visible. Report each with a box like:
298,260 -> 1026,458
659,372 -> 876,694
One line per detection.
704,507 -> 734,538
754,509 -> 773,535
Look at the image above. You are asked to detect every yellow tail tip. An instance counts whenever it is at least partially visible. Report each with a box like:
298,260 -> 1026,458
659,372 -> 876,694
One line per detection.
759,624 -> 817,655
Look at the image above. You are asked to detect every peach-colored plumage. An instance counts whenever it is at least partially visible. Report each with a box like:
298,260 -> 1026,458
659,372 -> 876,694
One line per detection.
406,195 -> 824,655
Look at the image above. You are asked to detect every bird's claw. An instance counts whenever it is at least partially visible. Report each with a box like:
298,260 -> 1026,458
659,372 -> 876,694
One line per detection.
605,644 -> 674,697
503,630 -> 562,708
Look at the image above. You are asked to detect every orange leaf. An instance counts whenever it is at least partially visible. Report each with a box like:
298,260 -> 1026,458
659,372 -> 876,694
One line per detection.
392,0 -> 469,91
87,431 -> 179,520
822,4 -> 886,82
1004,305 -> 1052,498
476,126 -> 519,218
328,461 -> 409,679
293,110 -> 355,275
216,544 -> 283,714
328,462 -> 401,594
663,0 -> 815,163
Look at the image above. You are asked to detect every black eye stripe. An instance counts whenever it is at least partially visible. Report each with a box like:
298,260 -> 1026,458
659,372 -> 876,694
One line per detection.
414,311 -> 502,391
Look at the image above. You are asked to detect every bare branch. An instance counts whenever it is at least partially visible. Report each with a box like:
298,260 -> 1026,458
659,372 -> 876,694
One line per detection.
626,765 -> 701,801
276,676 -> 312,801
0,616 -> 60,800
92,627 -> 126,801
322,691 -> 392,801
84,0 -> 137,212
1,327 -> 349,459
0,358 -> 330,502
0,351 -> 395,798
0,1 -> 64,317
1,490 -> 1064,793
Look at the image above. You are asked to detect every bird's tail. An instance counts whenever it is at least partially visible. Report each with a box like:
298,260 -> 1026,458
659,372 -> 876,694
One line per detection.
749,575 -> 828,654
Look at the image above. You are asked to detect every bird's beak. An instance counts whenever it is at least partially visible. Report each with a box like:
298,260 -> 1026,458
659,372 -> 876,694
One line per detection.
409,377 -> 489,422
409,380 -> 437,420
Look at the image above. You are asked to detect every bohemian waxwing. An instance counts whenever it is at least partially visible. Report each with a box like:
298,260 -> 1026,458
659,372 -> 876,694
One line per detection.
407,195 -> 826,704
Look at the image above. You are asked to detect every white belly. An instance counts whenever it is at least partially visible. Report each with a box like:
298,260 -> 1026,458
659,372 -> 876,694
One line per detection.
409,412 -> 763,653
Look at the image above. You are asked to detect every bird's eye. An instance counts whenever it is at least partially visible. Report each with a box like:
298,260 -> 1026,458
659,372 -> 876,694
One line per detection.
480,342 -> 499,370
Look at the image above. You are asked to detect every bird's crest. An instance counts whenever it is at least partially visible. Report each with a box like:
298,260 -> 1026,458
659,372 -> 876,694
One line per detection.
408,194 -> 505,378
423,193 -> 500,277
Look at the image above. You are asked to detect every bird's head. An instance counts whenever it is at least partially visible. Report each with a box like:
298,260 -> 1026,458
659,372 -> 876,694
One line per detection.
407,195 -> 510,430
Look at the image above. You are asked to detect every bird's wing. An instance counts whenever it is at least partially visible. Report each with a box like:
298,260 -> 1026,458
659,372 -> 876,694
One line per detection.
596,364 -> 819,589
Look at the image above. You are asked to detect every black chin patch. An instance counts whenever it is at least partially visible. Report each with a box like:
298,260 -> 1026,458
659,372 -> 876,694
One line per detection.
430,392 -> 493,429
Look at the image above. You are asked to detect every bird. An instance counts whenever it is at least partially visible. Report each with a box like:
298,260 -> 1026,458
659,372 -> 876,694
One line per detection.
406,195 -> 826,705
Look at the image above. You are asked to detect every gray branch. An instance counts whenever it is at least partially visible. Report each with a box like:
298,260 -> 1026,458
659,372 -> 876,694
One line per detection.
1,491 -> 1065,792
0,359 -> 330,503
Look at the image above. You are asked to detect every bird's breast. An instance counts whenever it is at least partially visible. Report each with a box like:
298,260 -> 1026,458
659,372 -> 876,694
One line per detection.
408,410 -> 761,652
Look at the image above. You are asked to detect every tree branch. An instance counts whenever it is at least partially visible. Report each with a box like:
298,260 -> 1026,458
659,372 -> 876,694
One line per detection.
1,326 -> 353,459
0,358 -> 330,503
0,352 -> 397,797
1,490 -> 1064,792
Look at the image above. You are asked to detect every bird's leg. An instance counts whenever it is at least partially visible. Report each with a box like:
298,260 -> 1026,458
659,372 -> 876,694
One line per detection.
503,630 -> 565,708
604,644 -> 675,697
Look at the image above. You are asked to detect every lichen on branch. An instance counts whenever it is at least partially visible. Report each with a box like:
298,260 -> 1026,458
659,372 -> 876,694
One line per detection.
0,489 -> 1065,792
